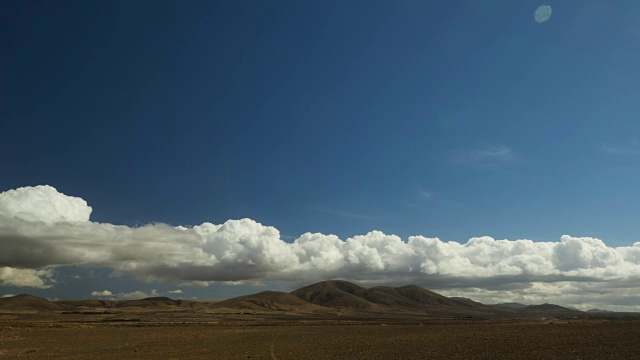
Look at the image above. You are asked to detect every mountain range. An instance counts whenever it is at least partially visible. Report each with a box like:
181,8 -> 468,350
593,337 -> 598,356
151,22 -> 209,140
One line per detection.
0,280 -> 597,318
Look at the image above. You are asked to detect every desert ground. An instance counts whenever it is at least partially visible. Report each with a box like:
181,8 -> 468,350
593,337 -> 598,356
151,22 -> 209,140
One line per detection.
3,281 -> 640,359
2,313 -> 640,359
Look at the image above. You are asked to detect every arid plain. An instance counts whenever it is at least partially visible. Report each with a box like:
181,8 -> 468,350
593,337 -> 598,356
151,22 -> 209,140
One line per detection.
2,281 -> 640,359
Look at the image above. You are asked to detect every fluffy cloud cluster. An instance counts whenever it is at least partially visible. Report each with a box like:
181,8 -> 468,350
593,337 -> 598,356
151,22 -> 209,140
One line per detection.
0,185 -> 91,223
0,267 -> 54,288
91,288 -> 160,300
2,185 -> 640,309
90,290 -> 113,297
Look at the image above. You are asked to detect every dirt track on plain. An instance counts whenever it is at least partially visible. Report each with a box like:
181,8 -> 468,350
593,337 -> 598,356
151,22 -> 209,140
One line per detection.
2,315 -> 640,359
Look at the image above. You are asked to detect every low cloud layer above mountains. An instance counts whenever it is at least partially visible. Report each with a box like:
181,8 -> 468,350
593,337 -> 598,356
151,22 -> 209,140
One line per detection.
2,185 -> 640,309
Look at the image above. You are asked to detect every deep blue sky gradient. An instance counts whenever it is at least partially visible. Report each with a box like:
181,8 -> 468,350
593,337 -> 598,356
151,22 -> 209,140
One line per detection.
3,0 -> 640,249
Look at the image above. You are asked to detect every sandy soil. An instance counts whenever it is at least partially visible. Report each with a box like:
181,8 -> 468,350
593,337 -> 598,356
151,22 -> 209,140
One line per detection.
1,314 -> 639,359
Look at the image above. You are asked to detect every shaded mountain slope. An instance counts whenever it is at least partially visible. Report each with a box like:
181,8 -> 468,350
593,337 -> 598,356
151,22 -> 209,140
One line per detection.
117,296 -> 181,308
213,291 -> 333,313
517,303 -> 582,318
0,294 -> 69,312
57,299 -> 119,310
450,297 -> 486,307
494,302 -> 528,309
291,280 -> 491,315
291,280 -> 386,312
0,281 -> 592,318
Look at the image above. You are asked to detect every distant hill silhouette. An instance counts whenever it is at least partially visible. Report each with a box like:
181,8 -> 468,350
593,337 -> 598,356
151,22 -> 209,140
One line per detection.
213,291 -> 334,313
586,309 -> 613,313
117,296 -> 181,308
292,280 -> 496,316
494,302 -> 529,309
449,297 -> 486,307
519,304 -> 583,317
291,280 -> 386,312
0,294 -> 68,312
0,281 -> 596,318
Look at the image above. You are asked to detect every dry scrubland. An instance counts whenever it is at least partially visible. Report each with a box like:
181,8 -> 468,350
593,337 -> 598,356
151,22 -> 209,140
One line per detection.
2,314 -> 640,359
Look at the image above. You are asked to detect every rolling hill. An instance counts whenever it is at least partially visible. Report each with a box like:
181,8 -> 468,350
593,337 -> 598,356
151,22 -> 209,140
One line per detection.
517,303 -> 582,318
291,280 -> 492,316
0,294 -> 69,312
0,281 -> 591,318
212,291 -> 334,313
291,280 -> 387,312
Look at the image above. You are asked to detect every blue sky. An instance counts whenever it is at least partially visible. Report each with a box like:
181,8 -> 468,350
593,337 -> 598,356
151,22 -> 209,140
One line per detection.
2,1 -> 640,309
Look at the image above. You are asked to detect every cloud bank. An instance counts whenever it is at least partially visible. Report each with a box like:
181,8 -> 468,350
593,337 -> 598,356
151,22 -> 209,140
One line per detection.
91,290 -> 113,297
91,288 -> 160,300
2,185 -> 640,309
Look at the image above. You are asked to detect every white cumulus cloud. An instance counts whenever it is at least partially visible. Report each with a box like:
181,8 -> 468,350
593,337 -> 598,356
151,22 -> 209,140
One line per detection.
90,289 -> 160,300
115,289 -> 160,300
2,185 -> 640,310
90,290 -> 113,297
0,185 -> 91,223
0,267 -> 54,288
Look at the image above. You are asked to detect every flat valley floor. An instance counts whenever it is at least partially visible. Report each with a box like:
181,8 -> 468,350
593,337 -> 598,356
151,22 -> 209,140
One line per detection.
2,313 -> 640,359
